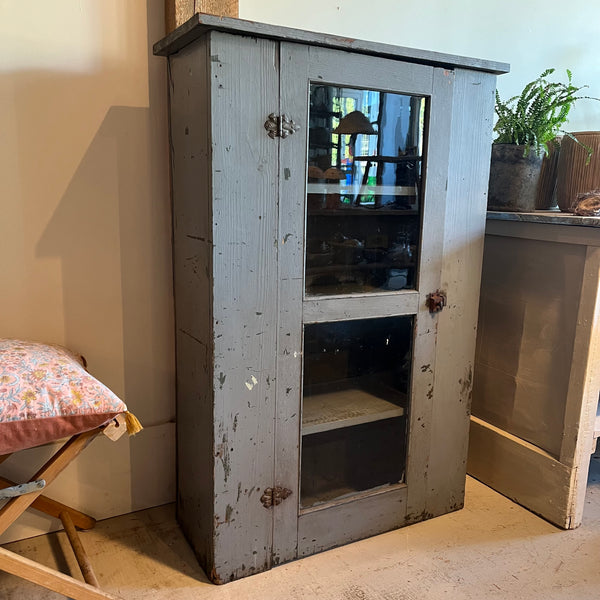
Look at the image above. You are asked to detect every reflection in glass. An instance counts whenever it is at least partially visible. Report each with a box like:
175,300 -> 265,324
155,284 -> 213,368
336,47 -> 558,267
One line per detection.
300,317 -> 413,508
306,84 -> 427,296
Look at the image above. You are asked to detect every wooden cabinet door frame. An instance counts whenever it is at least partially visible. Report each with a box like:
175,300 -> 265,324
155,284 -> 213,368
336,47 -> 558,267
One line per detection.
275,42 -> 455,561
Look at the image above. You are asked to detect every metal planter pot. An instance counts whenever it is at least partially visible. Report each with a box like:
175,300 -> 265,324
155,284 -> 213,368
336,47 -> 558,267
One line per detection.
487,144 -> 543,212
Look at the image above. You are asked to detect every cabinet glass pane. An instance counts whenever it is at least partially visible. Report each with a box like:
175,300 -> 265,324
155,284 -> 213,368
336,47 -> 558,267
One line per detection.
306,84 -> 427,296
301,317 -> 413,508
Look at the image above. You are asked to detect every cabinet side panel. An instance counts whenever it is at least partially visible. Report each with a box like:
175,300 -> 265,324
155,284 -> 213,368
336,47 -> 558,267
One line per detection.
427,68 -> 497,517
473,236 -> 584,457
169,37 -> 215,570
210,32 -> 280,582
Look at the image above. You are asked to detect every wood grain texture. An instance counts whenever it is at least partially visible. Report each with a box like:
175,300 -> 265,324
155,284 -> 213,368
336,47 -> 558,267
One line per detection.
0,431 -> 99,537
560,245 -> 600,526
164,26 -> 501,579
0,477 -> 96,530
470,218 -> 600,529
426,69 -> 498,519
0,546 -> 121,600
153,14 -> 510,76
473,235 -> 585,456
486,218 -> 600,246
209,31 -> 280,583
271,41 -> 308,566
168,36 -> 215,572
165,0 -> 239,34
302,385 -> 405,435
297,486 -> 408,557
303,292 -> 419,324
58,511 -> 100,588
468,417 -> 572,528
487,209 -> 600,229
555,132 -> 600,212
292,49 -> 452,544
403,67 -> 454,522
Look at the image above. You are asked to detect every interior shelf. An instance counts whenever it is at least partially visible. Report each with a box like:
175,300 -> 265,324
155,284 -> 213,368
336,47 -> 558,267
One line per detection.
307,208 -> 418,216
306,261 -> 415,273
307,183 -> 417,197
300,482 -> 395,510
302,380 -> 406,436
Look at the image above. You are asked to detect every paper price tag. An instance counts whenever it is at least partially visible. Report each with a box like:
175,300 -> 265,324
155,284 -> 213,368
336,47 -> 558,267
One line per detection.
103,413 -> 127,441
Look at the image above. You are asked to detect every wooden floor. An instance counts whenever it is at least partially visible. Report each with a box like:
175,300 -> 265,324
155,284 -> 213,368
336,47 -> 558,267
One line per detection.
2,452 -> 600,600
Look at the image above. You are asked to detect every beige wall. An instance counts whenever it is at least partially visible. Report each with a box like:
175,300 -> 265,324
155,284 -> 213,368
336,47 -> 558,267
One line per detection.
1,0 -> 598,542
0,1 -> 174,543
240,0 -> 600,131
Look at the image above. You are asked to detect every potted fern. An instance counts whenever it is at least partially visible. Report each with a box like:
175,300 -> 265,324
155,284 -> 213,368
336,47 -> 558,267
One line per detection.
488,68 -> 593,212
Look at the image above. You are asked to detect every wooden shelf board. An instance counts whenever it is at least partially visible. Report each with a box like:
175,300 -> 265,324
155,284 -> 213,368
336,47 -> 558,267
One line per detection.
307,209 -> 418,216
300,482 -> 404,512
302,382 -> 405,435
306,262 -> 415,274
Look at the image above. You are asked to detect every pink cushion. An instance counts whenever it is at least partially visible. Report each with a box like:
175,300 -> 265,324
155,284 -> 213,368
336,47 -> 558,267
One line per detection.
0,339 -> 127,454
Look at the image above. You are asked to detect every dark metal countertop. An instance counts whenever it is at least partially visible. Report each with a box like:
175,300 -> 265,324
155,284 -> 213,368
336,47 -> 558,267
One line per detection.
487,210 -> 600,228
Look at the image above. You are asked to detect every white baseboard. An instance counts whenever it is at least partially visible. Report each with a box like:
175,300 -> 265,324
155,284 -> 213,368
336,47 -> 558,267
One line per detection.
0,422 -> 175,544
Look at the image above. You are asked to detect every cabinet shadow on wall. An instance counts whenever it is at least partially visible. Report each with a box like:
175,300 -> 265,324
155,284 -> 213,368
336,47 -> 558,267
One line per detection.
35,104 -> 175,513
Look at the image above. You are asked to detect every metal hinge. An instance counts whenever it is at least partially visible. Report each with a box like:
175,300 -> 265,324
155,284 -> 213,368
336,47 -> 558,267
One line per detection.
264,113 -> 300,139
426,290 -> 447,313
260,486 -> 292,508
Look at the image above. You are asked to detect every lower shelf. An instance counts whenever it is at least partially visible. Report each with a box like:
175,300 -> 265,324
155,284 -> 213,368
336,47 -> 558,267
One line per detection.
302,380 -> 406,435
300,481 -> 400,511
300,416 -> 407,509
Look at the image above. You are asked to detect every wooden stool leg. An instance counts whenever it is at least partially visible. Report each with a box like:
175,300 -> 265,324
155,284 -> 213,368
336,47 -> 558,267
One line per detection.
59,511 -> 100,588
0,546 -> 121,600
0,477 -> 96,529
0,429 -> 100,536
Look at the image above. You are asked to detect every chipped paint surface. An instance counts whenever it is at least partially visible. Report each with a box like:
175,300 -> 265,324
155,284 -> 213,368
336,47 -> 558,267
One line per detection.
458,364 -> 473,403
165,21 -> 497,582
245,375 -> 258,390
218,372 -> 226,389
215,433 -> 231,482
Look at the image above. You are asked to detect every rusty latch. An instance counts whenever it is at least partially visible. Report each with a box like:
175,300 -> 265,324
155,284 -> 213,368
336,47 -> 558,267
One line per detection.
264,114 -> 300,139
426,290 -> 446,313
260,486 -> 292,508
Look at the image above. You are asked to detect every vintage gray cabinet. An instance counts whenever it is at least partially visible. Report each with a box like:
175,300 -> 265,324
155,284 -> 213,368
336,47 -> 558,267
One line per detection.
154,14 -> 508,583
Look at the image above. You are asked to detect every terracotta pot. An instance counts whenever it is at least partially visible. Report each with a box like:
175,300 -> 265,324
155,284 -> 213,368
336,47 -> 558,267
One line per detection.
488,144 -> 544,212
535,137 -> 561,210
555,131 -> 600,212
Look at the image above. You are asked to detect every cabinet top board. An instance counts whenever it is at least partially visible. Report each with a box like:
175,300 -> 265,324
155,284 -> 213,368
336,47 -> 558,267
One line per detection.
153,12 -> 509,75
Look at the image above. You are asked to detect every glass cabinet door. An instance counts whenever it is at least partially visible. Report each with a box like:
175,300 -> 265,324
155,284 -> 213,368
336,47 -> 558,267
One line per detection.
300,82 -> 431,508
276,42 -> 452,557
305,84 -> 427,297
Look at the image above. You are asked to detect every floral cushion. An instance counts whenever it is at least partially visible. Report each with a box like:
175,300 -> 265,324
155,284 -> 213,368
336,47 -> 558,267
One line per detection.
0,339 -> 128,454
